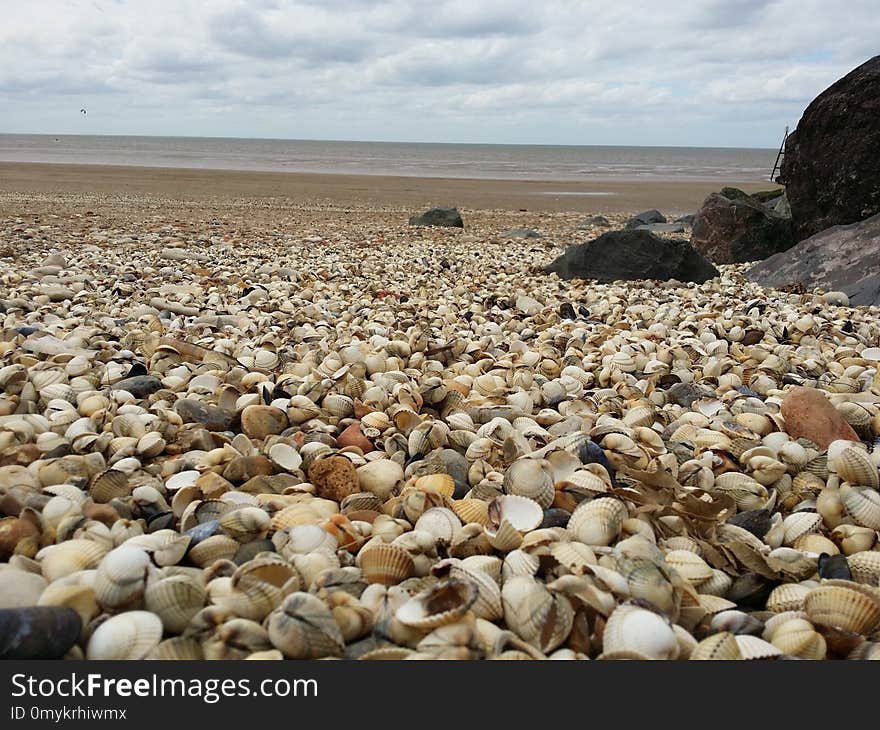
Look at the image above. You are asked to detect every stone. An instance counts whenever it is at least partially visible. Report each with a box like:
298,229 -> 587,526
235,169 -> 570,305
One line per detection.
43,253 -> 67,268
779,55 -> 880,241
308,456 -> 360,502
0,606 -> 82,659
240,405 -> 288,440
356,459 -> 403,500
174,398 -> 234,431
515,294 -> 542,316
239,474 -> 302,495
690,191 -> 794,264
0,569 -> 46,608
720,187 -> 752,202
780,386 -> 859,449
112,375 -> 163,399
635,222 -> 687,234
222,455 -> 274,483
544,229 -> 718,284
667,382 -> 715,408
408,207 -> 464,228
745,213 -> 880,307
337,423 -> 374,453
577,215 -> 610,228
675,214 -> 696,225
501,228 -> 541,238
624,209 -> 666,228
431,449 -> 469,499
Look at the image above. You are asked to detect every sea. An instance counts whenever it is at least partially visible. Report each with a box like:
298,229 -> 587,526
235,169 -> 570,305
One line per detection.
0,135 -> 777,183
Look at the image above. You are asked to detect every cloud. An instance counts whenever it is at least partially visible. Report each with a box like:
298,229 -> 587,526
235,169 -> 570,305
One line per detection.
0,0 -> 878,145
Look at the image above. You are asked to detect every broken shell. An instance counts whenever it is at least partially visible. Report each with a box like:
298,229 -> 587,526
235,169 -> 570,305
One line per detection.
396,578 -> 478,629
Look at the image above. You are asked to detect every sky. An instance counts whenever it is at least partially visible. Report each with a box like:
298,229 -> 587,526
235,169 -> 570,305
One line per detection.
1,0 -> 878,148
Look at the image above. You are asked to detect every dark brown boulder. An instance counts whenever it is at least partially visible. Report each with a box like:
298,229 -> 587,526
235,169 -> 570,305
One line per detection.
780,55 -> 880,241
690,192 -> 794,264
745,213 -> 880,306
544,229 -> 718,284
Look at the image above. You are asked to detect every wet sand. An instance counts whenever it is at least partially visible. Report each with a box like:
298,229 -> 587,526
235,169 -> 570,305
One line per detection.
0,162 -> 779,216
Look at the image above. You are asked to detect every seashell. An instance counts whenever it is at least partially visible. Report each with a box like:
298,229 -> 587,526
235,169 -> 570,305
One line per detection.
396,578 -> 478,629
451,499 -> 491,527
664,550 -> 713,585
600,603 -> 679,660
145,636 -> 204,660
89,469 -> 131,504
219,506 -> 271,542
840,484 -> 880,530
831,524 -> 877,555
501,576 -> 574,653
267,592 -> 345,659
359,543 -> 416,586
782,511 -> 822,546
413,473 -> 455,497
94,544 -> 153,610
448,564 -> 503,621
144,575 -> 206,634
688,631 -> 741,660
36,584 -> 99,628
503,458 -> 555,509
803,582 -> 880,634
847,551 -> 880,585
414,507 -> 461,544
86,610 -> 163,660
697,569 -> 733,598
37,540 -> 108,582
833,447 -> 879,489
268,443 -> 302,472
769,618 -> 827,659
188,535 -> 241,568
488,494 -> 543,533
218,557 -> 301,621
567,497 -> 627,546
734,634 -> 783,660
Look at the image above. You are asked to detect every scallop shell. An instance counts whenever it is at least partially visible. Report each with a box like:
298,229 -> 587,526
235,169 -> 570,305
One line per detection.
833,447 -> 879,489
567,497 -> 627,546
86,610 -> 163,660
689,632 -> 742,660
359,543 -> 416,586
503,458 -> 555,509
840,484 -> 880,530
803,582 -> 880,634
501,576 -> 574,653
600,603 -> 679,660
396,578 -> 478,629
267,592 -> 345,659
144,575 -> 206,634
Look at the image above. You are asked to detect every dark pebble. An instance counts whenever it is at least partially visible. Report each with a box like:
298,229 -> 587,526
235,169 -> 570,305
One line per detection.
0,607 -> 82,659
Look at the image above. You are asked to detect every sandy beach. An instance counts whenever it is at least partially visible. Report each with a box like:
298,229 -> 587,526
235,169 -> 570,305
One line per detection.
0,161 -> 779,216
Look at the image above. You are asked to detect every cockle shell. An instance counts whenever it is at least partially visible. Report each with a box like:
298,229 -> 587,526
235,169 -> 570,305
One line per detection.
94,544 -> 153,610
359,543 -> 416,586
86,611 -> 163,660
144,575 -> 206,634
803,581 -> 880,634
396,579 -> 478,629
600,603 -> 679,660
501,576 -> 573,653
267,592 -> 345,659
567,497 -> 627,546
689,632 -> 742,660
833,447 -> 879,489
840,484 -> 880,530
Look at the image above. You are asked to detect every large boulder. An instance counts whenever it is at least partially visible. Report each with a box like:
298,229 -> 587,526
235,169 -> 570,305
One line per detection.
780,55 -> 880,241
745,212 -> 880,306
544,229 -> 718,283
408,207 -> 464,228
690,191 -> 794,264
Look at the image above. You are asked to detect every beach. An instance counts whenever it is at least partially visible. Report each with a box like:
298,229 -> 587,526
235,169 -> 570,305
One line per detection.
1,161 -> 879,663
0,161 -> 778,216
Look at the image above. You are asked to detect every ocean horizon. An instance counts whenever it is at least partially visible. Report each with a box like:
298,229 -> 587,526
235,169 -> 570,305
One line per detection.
0,134 -> 778,184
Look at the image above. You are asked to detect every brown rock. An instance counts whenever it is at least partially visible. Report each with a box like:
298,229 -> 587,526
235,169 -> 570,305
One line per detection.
308,456 -> 360,502
240,405 -> 289,440
222,455 -> 274,483
336,423 -> 374,453
239,474 -> 302,495
0,517 -> 40,560
780,387 -> 860,448
81,502 -> 120,527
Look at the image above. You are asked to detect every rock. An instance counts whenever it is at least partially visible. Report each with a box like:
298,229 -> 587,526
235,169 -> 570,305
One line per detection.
690,192 -> 794,264
578,215 -> 610,228
780,386 -> 859,449
0,569 -> 46,608
356,459 -> 403,500
160,248 -> 210,263
635,222 -> 687,234
113,375 -> 163,399
780,55 -> 880,241
239,474 -> 302,495
408,207 -> 464,228
720,187 -> 752,201
240,405 -> 288,440
41,286 -> 75,302
222,455 -> 274,483
667,382 -> 715,408
750,189 -> 786,204
745,213 -> 880,306
726,509 -> 771,540
501,228 -> 541,238
337,423 -> 374,452
308,456 -> 360,502
624,209 -> 666,228
822,291 -> 850,307
174,398 -> 234,431
0,606 -> 82,659
43,253 -> 67,268
772,193 -> 791,218
544,230 -> 718,284
674,214 -> 696,225
434,449 -> 470,499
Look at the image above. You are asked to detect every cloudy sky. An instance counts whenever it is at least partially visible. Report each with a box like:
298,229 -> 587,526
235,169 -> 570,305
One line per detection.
1,0 -> 878,147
